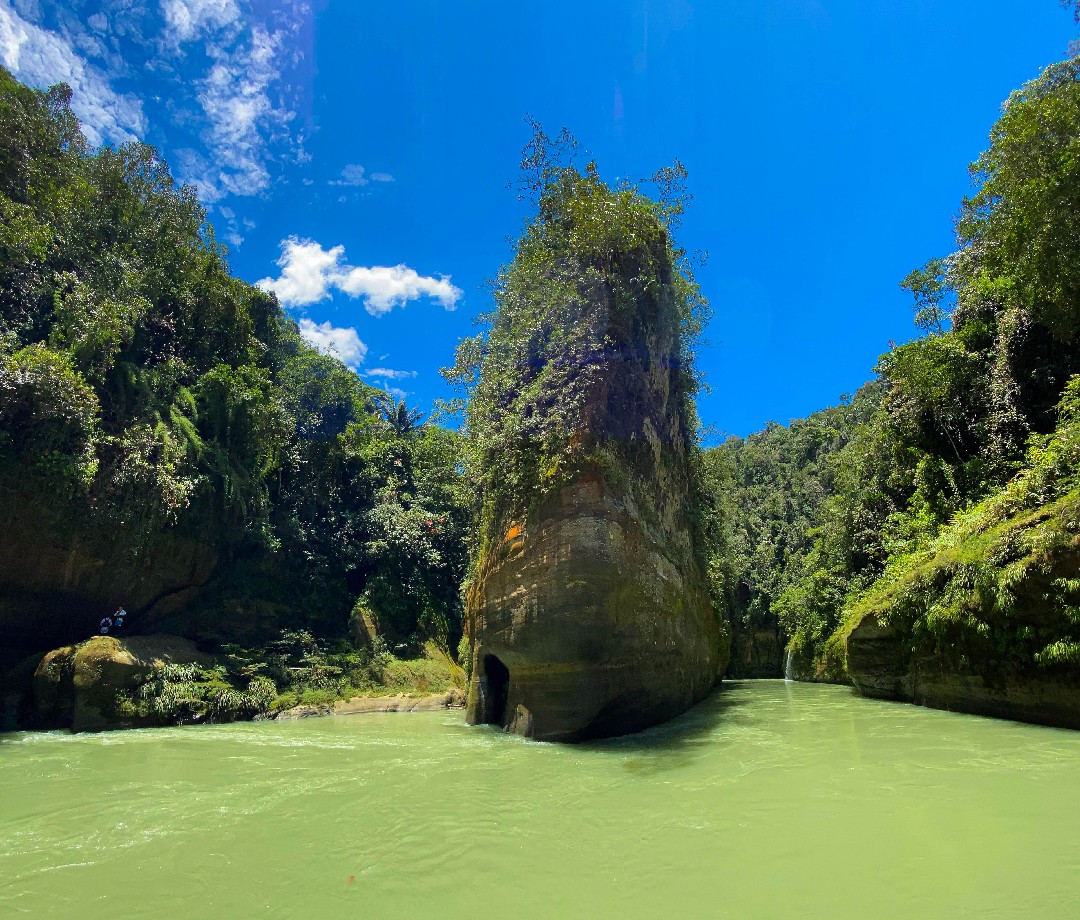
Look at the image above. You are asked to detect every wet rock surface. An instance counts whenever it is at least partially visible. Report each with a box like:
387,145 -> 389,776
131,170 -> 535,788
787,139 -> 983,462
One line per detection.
847,612 -> 1080,730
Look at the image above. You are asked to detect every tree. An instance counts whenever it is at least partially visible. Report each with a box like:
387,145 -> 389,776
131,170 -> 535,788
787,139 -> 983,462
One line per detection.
900,258 -> 950,334
0,66 -> 470,660
374,392 -> 423,436
954,57 -> 1080,340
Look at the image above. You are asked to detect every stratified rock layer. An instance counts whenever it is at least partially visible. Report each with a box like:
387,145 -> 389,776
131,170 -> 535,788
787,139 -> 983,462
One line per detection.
0,489 -> 217,652
465,286 -> 724,742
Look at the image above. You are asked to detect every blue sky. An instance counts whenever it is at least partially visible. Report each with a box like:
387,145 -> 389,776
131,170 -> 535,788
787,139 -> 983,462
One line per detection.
1,1 -> 1076,438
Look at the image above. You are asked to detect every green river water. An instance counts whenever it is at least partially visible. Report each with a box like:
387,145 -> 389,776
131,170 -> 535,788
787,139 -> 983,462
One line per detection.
2,680 -> 1079,919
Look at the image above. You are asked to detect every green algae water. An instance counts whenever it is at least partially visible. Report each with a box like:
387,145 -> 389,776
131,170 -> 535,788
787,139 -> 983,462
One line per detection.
3,681 -> 1079,920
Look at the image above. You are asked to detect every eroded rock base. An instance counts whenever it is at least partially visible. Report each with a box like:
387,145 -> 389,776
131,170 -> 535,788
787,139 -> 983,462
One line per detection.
847,617 -> 1080,730
466,477 -> 721,742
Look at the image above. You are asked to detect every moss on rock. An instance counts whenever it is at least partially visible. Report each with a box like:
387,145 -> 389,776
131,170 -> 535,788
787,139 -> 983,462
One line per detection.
841,380 -> 1080,727
459,164 -> 724,741
33,634 -> 219,732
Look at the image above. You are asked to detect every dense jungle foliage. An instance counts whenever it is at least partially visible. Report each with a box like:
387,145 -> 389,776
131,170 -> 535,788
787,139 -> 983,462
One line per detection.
702,383 -> 883,676
709,56 -> 1080,679
0,67 -> 469,682
846,376 -> 1080,681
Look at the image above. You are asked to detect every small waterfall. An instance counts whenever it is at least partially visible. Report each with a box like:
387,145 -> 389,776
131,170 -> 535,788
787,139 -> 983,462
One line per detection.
784,648 -> 794,682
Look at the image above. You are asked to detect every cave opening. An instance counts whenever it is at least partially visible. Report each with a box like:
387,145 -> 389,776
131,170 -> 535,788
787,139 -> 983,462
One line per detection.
482,654 -> 510,726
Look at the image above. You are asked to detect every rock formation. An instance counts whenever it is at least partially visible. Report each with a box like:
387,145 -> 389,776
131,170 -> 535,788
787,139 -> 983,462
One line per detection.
465,471 -> 724,741
463,172 -> 726,741
845,492 -> 1080,729
847,612 -> 1080,729
0,490 -> 218,654
34,634 -> 216,732
727,626 -> 785,679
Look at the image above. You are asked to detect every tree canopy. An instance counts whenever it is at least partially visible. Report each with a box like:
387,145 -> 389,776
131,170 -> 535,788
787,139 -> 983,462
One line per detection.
0,66 -> 468,656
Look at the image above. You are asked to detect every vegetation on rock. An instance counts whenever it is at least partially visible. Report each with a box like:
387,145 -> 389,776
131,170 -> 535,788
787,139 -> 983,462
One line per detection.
443,126 -> 710,575
843,378 -> 1080,692
453,127 -> 724,740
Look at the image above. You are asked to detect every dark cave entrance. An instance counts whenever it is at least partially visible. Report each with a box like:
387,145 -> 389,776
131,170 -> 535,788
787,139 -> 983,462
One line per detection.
481,654 -> 510,726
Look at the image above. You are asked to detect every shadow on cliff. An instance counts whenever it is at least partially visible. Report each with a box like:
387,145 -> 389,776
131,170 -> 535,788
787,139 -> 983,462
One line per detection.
578,681 -> 754,772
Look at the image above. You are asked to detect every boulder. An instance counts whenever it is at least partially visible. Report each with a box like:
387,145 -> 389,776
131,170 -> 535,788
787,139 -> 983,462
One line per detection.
33,634 -> 215,732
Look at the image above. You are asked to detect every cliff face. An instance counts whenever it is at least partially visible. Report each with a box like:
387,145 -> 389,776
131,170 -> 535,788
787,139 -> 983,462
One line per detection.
845,488 -> 1080,729
0,487 -> 218,653
847,614 -> 1080,730
727,625 -> 784,679
465,271 -> 724,741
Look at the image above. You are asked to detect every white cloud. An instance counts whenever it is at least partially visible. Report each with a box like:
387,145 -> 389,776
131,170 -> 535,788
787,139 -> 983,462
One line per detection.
257,238 -> 344,307
257,237 -> 463,315
0,3 -> 146,146
0,1 -> 306,205
330,164 -> 367,187
364,368 -> 417,380
162,0 -> 240,43
298,318 -> 367,368
378,384 -> 409,402
185,23 -> 292,201
336,264 -> 462,315
10,0 -> 41,22
330,164 -> 394,188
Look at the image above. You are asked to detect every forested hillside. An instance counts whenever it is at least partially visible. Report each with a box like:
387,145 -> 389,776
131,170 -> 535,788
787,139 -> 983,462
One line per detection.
707,56 -> 1080,708
702,383 -> 881,676
0,67 -> 469,723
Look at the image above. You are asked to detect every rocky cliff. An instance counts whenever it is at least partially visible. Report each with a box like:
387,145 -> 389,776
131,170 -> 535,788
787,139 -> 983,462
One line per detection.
845,486 -> 1080,729
727,625 -> 785,679
466,470 -> 723,741
461,167 -> 725,741
0,486 -> 218,654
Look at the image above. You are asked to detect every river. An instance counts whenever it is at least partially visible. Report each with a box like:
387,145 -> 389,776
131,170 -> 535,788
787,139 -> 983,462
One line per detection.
2,680 -> 1078,919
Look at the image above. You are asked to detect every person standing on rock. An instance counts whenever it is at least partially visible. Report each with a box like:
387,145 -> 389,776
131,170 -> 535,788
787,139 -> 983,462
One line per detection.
114,608 -> 126,630
99,616 -> 113,635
